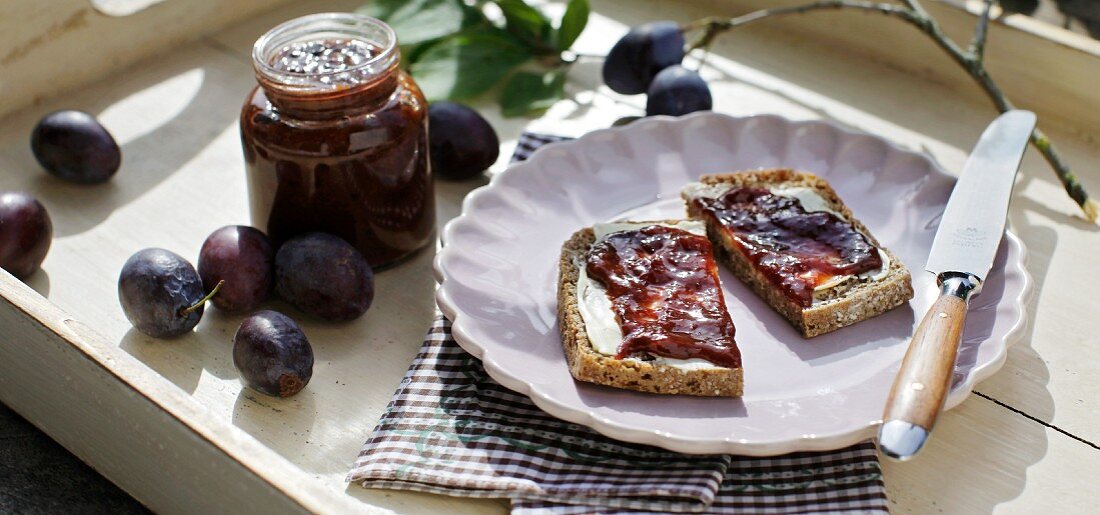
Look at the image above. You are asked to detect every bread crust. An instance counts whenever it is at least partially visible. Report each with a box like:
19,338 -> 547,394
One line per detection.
557,225 -> 743,397
681,169 -> 914,338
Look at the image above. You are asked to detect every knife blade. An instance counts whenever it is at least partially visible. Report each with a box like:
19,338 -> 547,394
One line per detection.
878,110 -> 1036,461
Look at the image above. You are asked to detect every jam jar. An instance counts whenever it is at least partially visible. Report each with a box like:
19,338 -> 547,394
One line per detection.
240,13 -> 434,269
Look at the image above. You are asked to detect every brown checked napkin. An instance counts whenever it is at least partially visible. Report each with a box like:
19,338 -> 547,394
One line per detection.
347,133 -> 890,514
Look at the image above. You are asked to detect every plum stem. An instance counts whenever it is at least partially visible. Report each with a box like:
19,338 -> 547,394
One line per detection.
568,51 -> 606,60
180,279 -> 224,316
680,0 -> 1096,222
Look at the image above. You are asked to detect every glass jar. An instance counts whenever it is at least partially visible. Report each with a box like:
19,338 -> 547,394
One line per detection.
240,13 -> 434,269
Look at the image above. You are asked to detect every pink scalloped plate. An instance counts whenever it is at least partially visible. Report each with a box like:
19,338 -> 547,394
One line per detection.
433,112 -> 1030,456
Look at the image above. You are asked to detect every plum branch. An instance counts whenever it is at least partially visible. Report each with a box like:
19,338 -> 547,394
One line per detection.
969,0 -> 994,60
684,0 -> 1096,222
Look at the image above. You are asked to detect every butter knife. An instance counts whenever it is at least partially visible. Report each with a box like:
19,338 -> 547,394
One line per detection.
878,110 -> 1036,461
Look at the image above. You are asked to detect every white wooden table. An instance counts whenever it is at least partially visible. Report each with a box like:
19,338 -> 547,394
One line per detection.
0,0 -> 1097,513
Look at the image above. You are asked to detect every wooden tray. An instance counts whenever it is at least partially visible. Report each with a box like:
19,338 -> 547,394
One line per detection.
1,0 -> 1098,513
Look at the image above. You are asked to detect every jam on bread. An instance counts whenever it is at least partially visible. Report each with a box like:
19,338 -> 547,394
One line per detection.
691,187 -> 883,307
683,169 -> 914,338
585,225 -> 741,368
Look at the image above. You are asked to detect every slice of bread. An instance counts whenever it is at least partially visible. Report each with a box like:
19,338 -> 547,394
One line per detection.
557,224 -> 743,397
682,169 -> 914,338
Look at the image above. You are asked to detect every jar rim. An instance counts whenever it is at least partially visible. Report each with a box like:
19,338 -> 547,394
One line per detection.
252,12 -> 398,86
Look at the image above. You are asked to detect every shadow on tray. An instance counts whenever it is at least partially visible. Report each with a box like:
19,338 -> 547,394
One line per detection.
1,45 -> 253,237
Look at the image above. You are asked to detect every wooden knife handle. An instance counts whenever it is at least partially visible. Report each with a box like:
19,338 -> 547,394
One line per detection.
879,273 -> 980,460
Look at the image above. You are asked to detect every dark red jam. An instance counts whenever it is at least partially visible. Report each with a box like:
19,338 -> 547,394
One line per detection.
242,18 -> 434,270
271,39 -> 377,78
585,225 -> 741,369
692,187 -> 882,307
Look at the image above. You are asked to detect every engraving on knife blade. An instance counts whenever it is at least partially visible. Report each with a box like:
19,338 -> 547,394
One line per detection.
949,226 -> 989,249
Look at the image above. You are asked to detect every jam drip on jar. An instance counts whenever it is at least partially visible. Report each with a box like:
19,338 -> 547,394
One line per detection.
693,187 -> 883,307
585,225 -> 741,369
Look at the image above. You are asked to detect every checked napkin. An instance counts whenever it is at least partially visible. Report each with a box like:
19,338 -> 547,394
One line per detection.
346,133 -> 890,514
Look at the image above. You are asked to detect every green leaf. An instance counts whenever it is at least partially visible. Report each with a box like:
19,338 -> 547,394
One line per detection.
499,69 -> 566,118
357,0 -> 471,46
493,0 -> 553,47
555,0 -> 589,51
409,31 -> 532,101
357,0 -> 403,19
401,8 -> 493,66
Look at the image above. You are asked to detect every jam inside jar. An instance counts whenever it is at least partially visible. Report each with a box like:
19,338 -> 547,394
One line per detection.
241,13 -> 434,269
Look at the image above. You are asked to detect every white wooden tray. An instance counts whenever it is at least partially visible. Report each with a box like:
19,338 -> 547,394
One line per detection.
1,1 -> 1098,513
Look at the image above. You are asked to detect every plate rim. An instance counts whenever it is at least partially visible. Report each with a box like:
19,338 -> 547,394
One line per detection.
433,111 -> 1032,455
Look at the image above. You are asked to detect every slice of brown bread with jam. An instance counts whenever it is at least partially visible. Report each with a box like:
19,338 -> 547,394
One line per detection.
557,221 -> 743,397
682,169 -> 913,338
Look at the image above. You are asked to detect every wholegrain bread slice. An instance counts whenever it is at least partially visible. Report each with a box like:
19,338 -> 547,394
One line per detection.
682,169 -> 914,338
557,224 -> 743,397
